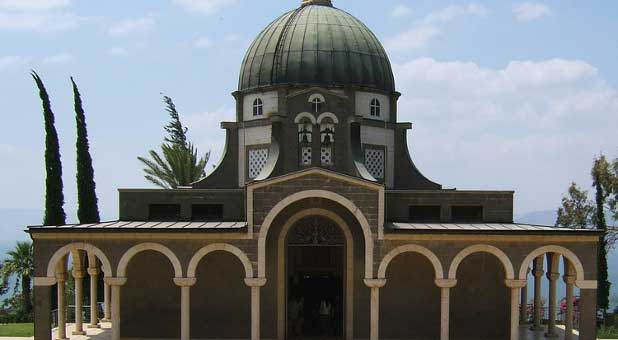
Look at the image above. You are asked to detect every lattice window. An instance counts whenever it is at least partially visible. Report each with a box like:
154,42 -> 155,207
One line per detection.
253,98 -> 263,116
365,148 -> 385,179
321,146 -> 333,166
301,147 -> 312,166
370,98 -> 381,117
248,148 -> 268,179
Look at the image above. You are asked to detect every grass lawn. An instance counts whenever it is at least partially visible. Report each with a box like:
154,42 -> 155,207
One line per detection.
0,323 -> 34,337
599,326 -> 618,339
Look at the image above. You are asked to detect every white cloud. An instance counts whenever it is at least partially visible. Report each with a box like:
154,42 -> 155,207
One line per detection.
0,0 -> 70,11
392,4 -> 412,18
109,16 -> 155,36
394,58 -> 618,213
0,55 -> 30,71
108,47 -> 129,57
385,4 -> 488,52
172,0 -> 236,15
184,107 -> 235,173
193,36 -> 213,49
42,52 -> 73,64
0,11 -> 88,32
513,2 -> 552,21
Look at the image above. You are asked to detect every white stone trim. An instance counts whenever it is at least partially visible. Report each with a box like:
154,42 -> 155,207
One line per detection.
448,244 -> 515,280
117,243 -> 183,278
293,112 -> 317,125
317,112 -> 339,124
257,189 -> 374,278
378,244 -> 444,279
575,280 -> 597,289
34,276 -> 57,286
518,245 -> 586,282
187,243 -> 254,279
46,242 -> 113,278
308,93 -> 326,103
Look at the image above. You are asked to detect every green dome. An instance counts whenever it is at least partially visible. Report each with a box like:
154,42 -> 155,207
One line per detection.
238,2 -> 395,93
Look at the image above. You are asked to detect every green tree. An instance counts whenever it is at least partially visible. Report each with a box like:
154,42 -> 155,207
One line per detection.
592,155 -> 614,314
0,242 -> 34,316
138,96 -> 209,189
71,77 -> 101,224
555,182 -> 595,228
32,71 -> 66,226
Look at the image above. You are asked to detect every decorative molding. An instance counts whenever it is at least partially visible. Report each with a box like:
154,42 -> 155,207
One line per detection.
505,279 -> 527,288
448,244 -> 515,280
187,243 -> 254,278
364,278 -> 387,289
117,243 -> 183,278
104,277 -> 127,286
434,279 -> 457,288
378,244 -> 444,280
31,232 -> 251,241
575,280 -> 597,290
46,242 -> 113,278
173,278 -> 197,287
244,278 -> 267,287
34,277 -> 57,286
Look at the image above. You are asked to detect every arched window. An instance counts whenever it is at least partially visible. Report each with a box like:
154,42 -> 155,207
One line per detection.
311,97 -> 323,113
253,98 -> 263,116
370,98 -> 381,117
320,118 -> 335,166
298,118 -> 313,166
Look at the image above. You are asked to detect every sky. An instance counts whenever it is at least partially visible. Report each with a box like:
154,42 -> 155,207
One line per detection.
0,0 -> 617,222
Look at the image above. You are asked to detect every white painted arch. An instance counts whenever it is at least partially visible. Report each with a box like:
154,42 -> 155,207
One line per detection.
294,112 -> 317,125
187,243 -> 253,278
317,112 -> 339,124
46,242 -> 113,278
258,189 -> 374,278
378,244 -> 444,280
448,244 -> 515,280
117,243 -> 183,278
308,93 -> 326,103
518,245 -> 585,283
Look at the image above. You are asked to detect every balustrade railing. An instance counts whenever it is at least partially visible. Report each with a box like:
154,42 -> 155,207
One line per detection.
51,303 -> 104,328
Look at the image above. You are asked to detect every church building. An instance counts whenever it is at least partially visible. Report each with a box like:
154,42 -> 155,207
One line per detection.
30,1 -> 601,340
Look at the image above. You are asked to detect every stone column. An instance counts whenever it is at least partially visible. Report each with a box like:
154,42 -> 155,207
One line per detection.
34,278 -> 55,340
102,282 -> 111,322
435,279 -> 457,340
87,267 -> 100,328
564,272 -> 576,340
545,254 -> 560,338
105,278 -> 127,340
506,280 -> 527,340
56,271 -> 68,340
531,255 -> 544,331
364,279 -> 386,340
72,269 -> 86,335
174,278 -> 197,340
520,267 -> 530,324
245,278 -> 267,340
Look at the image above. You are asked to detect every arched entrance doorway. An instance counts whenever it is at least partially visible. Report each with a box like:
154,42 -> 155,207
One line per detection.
286,215 -> 346,339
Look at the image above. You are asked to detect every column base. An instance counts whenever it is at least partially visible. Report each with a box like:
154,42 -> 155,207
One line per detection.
72,331 -> 87,335
88,324 -> 101,329
100,318 -> 111,322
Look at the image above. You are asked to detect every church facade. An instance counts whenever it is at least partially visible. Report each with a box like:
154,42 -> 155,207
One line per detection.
30,1 -> 601,340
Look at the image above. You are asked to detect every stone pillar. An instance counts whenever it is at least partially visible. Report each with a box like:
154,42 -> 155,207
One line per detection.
545,253 -> 560,338
87,268 -> 100,328
531,256 -> 544,331
520,267 -> 530,324
72,269 -> 86,335
106,278 -> 127,340
34,278 -> 55,340
563,272 -> 576,340
245,278 -> 267,340
364,279 -> 386,340
578,285 -> 598,340
435,279 -> 457,340
174,278 -> 197,340
56,271 -> 68,340
506,280 -> 527,340
102,282 -> 111,322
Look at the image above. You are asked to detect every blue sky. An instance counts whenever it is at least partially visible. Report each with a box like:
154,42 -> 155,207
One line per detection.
0,0 -> 617,221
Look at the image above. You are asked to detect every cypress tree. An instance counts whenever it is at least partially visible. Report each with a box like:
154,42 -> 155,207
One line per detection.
32,71 -> 66,226
592,156 -> 611,315
71,77 -> 100,224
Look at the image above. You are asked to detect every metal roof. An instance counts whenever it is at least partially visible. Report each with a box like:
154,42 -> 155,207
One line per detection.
238,3 -> 395,93
387,222 -> 600,233
28,221 -> 247,230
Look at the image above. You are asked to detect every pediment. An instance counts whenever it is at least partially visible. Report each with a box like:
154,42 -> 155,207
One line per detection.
247,168 -> 382,192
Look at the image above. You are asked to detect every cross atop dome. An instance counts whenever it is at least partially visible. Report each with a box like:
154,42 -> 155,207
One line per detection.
301,0 -> 333,7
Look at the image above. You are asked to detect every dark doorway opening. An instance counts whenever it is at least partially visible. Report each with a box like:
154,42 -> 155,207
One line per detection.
287,216 -> 345,339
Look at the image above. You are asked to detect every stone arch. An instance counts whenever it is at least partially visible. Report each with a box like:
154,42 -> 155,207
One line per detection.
46,242 -> 113,278
518,245 -> 585,282
448,244 -> 515,280
293,112 -> 317,125
117,243 -> 182,278
276,208 -> 354,340
187,243 -> 253,279
258,189 -> 374,278
378,244 -> 444,279
317,112 -> 339,124
308,93 -> 326,103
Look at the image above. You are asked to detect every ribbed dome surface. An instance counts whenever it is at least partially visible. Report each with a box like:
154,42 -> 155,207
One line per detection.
238,4 -> 395,93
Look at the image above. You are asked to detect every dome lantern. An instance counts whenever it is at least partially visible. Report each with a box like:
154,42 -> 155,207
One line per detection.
301,0 -> 333,7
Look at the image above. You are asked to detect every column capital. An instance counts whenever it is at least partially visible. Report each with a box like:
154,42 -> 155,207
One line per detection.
245,278 -> 267,287
87,268 -> 99,276
532,268 -> 544,277
104,277 -> 127,286
174,277 -> 197,287
364,278 -> 386,288
505,279 -> 527,288
575,280 -> 597,290
72,270 -> 85,279
563,274 -> 576,285
435,278 -> 457,288
546,272 -> 560,281
55,273 -> 67,282
34,277 -> 57,286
